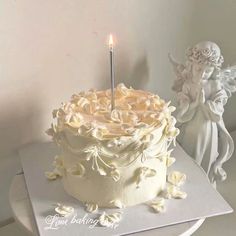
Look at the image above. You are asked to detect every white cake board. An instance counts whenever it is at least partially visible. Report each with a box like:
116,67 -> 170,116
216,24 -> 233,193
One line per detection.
19,142 -> 233,236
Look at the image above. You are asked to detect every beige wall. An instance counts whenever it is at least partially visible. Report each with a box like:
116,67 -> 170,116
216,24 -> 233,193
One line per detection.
0,0 -> 235,156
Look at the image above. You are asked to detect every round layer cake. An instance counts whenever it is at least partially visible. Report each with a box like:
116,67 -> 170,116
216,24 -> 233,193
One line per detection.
47,83 -> 179,207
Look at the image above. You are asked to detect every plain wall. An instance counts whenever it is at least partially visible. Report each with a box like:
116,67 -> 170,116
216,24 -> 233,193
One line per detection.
0,0 -> 235,156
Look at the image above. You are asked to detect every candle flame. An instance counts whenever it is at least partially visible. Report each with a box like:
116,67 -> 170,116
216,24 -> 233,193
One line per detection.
109,34 -> 113,47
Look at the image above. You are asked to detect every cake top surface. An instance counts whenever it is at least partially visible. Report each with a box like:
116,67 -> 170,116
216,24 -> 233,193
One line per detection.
48,83 -> 178,140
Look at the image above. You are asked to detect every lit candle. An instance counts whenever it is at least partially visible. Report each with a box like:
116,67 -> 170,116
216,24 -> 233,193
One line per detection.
109,34 -> 115,111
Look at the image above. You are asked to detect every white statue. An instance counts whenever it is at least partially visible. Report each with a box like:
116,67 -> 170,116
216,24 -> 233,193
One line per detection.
169,41 -> 236,183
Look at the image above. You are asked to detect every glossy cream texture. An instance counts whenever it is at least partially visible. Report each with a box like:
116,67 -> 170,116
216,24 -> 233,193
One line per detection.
47,84 -> 179,207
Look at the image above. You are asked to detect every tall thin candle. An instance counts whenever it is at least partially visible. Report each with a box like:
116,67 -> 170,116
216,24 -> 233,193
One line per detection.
109,34 -> 115,111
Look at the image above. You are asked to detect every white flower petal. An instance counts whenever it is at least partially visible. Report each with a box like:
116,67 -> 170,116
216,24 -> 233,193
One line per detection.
55,203 -> 74,217
98,167 -> 107,176
52,155 -> 64,176
53,167 -> 63,177
45,171 -> 59,180
85,203 -> 98,213
148,198 -> 166,213
167,171 -> 186,186
109,200 -> 125,209
98,212 -> 122,227
165,185 -> 187,199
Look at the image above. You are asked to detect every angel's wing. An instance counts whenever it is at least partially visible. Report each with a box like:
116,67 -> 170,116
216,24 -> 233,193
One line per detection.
168,53 -> 186,93
215,65 -> 236,97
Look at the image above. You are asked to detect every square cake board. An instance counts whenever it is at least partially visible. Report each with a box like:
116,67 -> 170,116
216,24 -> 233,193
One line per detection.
19,142 -> 233,236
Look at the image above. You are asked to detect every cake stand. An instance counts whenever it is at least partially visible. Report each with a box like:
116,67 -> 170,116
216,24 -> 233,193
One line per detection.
9,173 -> 205,236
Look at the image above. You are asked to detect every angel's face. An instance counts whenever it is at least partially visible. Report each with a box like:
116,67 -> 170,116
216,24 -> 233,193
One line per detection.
192,64 -> 214,81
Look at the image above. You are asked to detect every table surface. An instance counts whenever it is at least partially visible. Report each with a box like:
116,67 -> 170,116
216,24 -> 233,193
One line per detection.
9,156 -> 206,236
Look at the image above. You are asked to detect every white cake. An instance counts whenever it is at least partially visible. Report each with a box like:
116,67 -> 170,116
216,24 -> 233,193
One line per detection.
46,84 -> 180,208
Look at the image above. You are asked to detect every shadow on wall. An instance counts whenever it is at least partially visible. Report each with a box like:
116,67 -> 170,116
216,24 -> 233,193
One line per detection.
0,87 -> 44,156
99,54 -> 150,90
127,56 -> 149,90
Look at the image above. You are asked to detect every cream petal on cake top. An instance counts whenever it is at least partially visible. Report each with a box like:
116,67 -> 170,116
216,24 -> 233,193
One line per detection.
46,83 -> 181,207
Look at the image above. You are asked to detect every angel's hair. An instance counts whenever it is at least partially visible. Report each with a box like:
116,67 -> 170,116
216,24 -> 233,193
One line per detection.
186,41 -> 224,69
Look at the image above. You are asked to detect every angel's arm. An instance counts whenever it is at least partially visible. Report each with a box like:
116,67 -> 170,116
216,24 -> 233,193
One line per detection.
176,85 -> 201,123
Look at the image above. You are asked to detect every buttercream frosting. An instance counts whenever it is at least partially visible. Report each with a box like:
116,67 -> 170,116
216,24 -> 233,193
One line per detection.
46,84 -> 180,207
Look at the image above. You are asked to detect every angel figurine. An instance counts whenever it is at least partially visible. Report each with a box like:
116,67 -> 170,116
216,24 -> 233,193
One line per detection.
169,41 -> 236,183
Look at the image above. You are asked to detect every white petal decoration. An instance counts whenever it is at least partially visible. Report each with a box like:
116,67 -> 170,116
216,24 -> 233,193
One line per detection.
165,185 -> 187,199
167,171 -> 186,186
53,155 -> 64,176
55,203 -> 74,217
91,127 -> 108,139
53,155 -> 63,167
166,157 -> 176,167
52,168 -> 63,177
107,139 -> 124,148
98,212 -> 122,227
109,200 -> 125,209
98,167 -> 107,176
85,203 -> 98,213
68,163 -> 85,177
148,198 -> 166,213
136,167 -> 156,188
110,110 -> 122,123
110,169 -> 120,182
45,171 -> 59,180
76,97 -> 89,109
116,83 -> 130,97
